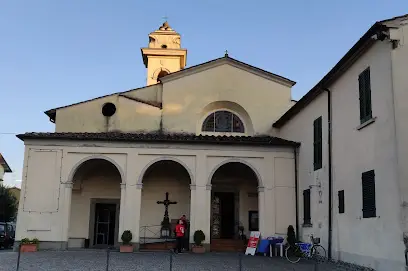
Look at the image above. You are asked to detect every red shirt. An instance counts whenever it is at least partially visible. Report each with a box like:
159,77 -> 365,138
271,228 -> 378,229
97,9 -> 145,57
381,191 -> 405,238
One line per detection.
175,224 -> 185,237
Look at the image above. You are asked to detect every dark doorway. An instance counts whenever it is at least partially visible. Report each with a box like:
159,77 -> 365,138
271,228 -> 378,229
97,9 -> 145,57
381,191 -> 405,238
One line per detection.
214,192 -> 235,239
93,203 -> 116,247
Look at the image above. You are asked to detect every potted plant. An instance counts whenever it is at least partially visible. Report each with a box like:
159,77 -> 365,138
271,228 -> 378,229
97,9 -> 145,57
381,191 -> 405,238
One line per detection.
192,230 -> 206,253
20,238 -> 39,252
120,230 -> 133,253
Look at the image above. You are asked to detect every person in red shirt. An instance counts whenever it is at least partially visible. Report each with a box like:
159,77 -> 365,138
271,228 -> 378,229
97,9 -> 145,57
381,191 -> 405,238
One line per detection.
174,219 -> 185,253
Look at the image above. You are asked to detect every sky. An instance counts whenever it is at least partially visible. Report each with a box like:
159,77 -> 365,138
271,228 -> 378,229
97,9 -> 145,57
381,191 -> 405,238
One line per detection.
0,0 -> 407,188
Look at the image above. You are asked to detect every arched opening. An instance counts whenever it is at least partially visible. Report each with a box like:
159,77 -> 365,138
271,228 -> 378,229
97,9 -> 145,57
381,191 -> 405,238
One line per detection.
139,160 -> 191,249
157,70 -> 169,82
210,162 -> 259,250
202,110 -> 245,133
69,158 -> 122,249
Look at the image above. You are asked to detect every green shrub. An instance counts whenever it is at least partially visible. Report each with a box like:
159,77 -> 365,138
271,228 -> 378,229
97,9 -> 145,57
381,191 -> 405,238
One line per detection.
193,230 -> 205,246
121,230 -> 133,245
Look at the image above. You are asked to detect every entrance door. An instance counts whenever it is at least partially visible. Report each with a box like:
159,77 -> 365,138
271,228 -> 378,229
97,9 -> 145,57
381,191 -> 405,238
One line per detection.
213,192 -> 235,239
94,203 -> 116,247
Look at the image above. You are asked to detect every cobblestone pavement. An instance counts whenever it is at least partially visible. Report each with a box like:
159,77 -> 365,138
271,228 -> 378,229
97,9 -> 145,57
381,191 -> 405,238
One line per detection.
0,250 -> 372,271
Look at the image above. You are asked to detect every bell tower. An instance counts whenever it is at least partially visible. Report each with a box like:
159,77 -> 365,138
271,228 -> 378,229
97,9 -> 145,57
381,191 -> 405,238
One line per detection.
141,21 -> 187,86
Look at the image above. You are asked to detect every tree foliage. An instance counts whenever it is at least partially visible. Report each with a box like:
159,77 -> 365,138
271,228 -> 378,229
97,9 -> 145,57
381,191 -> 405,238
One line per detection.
0,184 -> 18,222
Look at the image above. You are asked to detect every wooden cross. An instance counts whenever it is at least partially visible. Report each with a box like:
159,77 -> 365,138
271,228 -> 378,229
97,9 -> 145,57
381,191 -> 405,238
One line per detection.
157,192 -> 177,225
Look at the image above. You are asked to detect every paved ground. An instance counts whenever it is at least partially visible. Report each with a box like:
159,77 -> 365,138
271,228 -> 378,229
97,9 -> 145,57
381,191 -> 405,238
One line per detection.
0,250 -> 371,271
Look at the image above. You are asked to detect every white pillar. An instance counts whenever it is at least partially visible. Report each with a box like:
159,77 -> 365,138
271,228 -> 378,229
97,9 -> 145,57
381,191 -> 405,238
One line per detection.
189,184 -> 196,243
126,183 -> 142,249
61,181 -> 73,249
258,186 -> 266,237
118,182 -> 126,242
189,184 -> 211,246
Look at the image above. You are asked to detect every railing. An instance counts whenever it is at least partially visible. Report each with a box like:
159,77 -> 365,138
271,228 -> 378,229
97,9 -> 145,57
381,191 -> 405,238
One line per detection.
139,225 -> 175,249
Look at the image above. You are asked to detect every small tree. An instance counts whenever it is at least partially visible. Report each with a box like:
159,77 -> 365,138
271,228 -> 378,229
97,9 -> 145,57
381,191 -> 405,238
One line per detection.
121,230 -> 132,246
0,184 -> 18,222
193,230 -> 205,246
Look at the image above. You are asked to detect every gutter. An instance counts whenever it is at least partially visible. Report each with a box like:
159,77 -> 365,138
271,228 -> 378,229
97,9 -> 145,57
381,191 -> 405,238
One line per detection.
323,88 -> 333,259
294,146 -> 299,240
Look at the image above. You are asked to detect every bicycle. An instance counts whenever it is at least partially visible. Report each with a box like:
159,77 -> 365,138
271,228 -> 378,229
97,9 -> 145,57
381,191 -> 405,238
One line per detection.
285,234 -> 327,263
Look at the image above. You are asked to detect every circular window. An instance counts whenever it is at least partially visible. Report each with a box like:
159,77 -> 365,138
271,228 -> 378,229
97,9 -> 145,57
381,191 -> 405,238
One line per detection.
161,44 -> 167,49
102,103 -> 116,117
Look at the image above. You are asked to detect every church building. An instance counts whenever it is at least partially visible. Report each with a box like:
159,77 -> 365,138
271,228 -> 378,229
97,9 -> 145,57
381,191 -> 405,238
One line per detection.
15,14 -> 408,271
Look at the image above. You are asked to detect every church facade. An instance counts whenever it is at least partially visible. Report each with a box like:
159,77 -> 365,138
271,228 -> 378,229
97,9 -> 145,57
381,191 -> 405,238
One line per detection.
15,14 -> 408,271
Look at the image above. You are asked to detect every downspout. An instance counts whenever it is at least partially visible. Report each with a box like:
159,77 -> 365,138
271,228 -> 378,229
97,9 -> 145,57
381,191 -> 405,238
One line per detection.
323,88 -> 333,259
294,146 -> 299,240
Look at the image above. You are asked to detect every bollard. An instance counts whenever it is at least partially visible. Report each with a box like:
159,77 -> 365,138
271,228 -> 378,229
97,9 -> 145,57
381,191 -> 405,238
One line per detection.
16,243 -> 21,271
238,253 -> 242,271
106,247 -> 111,271
169,249 -> 173,271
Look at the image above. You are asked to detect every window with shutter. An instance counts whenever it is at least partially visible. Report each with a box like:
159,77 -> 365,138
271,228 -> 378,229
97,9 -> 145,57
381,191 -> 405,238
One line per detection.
338,190 -> 345,214
362,170 -> 376,218
303,189 -> 311,225
358,68 -> 372,124
313,117 -> 322,170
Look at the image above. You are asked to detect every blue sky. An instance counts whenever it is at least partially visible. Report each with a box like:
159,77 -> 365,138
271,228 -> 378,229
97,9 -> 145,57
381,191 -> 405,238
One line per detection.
1,0 -> 407,187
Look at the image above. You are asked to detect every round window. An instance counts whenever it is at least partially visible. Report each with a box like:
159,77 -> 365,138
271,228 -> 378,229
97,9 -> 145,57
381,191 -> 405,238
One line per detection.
102,102 -> 116,117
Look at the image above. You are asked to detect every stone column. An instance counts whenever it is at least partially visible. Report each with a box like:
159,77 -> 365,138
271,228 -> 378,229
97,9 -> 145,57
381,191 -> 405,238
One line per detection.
118,182 -> 126,243
125,183 -> 142,250
258,186 -> 266,237
189,184 -> 196,244
61,181 -> 73,249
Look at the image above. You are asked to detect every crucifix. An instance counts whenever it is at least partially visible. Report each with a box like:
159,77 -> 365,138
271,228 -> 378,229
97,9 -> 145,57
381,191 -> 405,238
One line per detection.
157,192 -> 177,238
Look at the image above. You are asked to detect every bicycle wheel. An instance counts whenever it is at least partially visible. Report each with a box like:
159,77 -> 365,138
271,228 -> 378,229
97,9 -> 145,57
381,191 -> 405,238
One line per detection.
285,245 -> 302,263
311,245 -> 326,262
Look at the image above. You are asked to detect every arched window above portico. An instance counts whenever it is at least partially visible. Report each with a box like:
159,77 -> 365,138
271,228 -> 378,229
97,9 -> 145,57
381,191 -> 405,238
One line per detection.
202,110 -> 245,133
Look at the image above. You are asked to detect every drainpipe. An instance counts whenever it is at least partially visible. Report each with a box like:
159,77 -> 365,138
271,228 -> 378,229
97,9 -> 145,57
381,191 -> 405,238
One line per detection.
294,146 -> 299,240
323,88 -> 333,260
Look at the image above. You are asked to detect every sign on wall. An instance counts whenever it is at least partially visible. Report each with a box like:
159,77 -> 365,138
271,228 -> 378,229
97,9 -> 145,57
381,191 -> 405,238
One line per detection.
245,231 -> 261,256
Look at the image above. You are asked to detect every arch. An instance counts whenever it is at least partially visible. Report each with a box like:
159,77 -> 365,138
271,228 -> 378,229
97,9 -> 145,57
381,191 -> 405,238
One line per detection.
202,110 -> 245,133
137,156 -> 195,185
152,67 -> 171,82
67,154 -> 126,184
207,158 -> 263,188
198,101 -> 254,135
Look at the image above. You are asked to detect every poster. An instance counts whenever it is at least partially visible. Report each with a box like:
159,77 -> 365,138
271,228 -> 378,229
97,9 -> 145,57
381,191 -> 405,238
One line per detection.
245,231 -> 261,255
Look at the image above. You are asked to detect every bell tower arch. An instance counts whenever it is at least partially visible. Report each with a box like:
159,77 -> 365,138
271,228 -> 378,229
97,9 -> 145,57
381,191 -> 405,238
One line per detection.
141,21 -> 187,86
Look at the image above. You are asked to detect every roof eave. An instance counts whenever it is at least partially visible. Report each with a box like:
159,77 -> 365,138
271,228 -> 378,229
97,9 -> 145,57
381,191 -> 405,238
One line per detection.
273,22 -> 387,128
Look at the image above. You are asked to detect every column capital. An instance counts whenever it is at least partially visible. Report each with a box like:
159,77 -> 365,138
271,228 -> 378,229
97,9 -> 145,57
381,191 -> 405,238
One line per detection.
258,186 -> 265,192
120,183 -> 126,189
206,184 -> 212,191
136,183 -> 143,189
190,184 -> 196,190
62,182 -> 74,189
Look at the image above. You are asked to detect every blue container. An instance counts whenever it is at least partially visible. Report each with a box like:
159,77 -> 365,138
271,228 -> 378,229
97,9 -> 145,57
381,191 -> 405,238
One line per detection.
257,239 -> 271,253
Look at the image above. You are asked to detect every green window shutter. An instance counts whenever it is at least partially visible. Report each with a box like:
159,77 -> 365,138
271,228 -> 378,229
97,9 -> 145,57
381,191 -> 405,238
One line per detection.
362,170 -> 376,218
338,190 -> 345,214
303,189 -> 311,224
358,68 -> 372,123
313,117 -> 322,170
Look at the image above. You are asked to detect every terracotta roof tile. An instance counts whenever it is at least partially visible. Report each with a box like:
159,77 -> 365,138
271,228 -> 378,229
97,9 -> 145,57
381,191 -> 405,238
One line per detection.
16,132 -> 300,147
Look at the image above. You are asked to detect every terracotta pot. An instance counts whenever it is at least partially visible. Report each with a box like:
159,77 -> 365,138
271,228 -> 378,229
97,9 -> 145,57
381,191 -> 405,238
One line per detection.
20,244 -> 37,252
120,245 -> 133,253
192,245 -> 205,253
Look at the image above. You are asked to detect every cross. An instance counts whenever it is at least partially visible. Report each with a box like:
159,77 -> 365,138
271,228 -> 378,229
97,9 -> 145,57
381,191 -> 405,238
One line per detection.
157,192 -> 177,225
225,50 -> 229,57
162,15 -> 169,22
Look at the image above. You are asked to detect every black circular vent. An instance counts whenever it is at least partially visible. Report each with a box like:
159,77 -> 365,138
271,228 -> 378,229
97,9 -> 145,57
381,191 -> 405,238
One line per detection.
102,102 -> 116,117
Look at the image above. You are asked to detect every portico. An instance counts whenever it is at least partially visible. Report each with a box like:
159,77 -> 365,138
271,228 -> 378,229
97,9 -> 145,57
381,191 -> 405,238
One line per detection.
14,133 -> 298,251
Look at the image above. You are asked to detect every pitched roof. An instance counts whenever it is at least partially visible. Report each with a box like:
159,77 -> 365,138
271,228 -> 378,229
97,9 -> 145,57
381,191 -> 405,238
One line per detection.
0,153 -> 12,173
159,55 -> 296,87
16,132 -> 300,147
273,14 -> 408,128
44,86 -> 161,122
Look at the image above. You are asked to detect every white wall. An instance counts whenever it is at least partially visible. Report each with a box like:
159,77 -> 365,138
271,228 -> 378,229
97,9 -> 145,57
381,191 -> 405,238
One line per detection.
278,92 -> 329,250
330,41 -> 404,270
